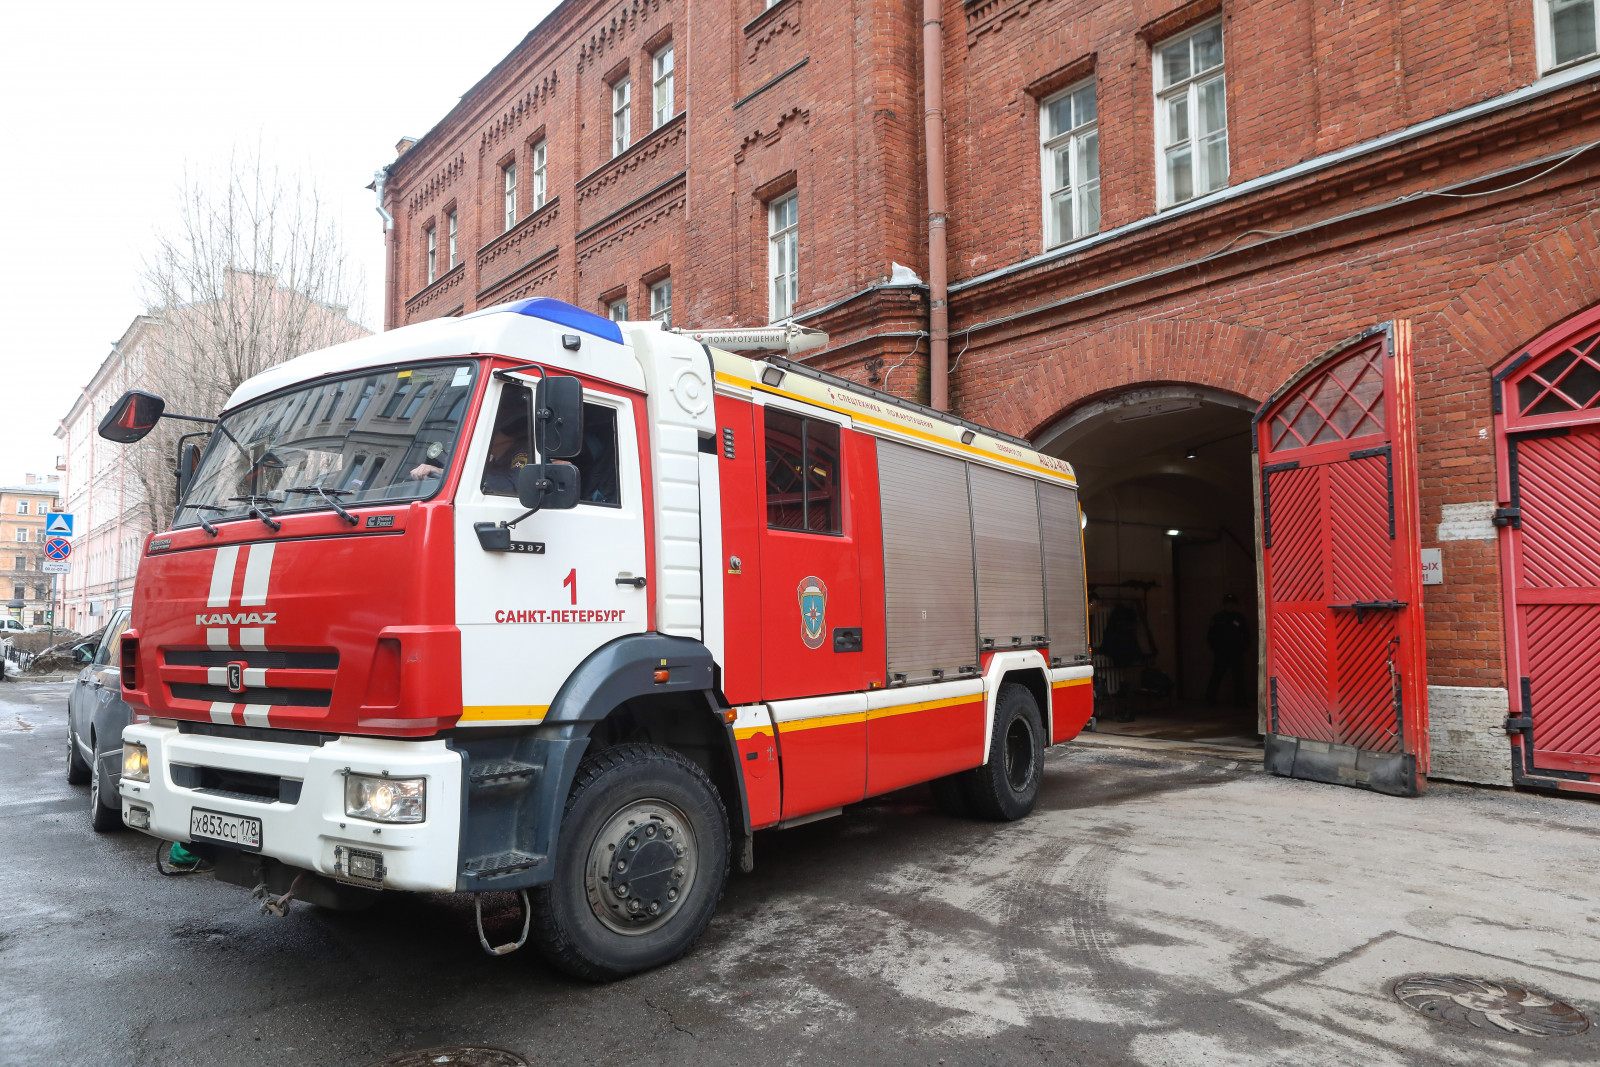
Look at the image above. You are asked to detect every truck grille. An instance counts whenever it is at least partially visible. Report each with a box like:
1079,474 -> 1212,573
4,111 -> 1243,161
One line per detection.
165,650 -> 340,670
161,647 -> 340,713
171,763 -> 302,804
170,683 -> 333,708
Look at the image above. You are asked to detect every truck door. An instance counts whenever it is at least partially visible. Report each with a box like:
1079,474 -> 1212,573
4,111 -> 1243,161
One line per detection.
756,399 -> 869,816
454,376 -> 649,725
1257,323 -> 1428,796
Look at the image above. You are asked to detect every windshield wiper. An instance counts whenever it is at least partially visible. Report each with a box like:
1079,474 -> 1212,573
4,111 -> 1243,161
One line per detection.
227,495 -> 283,532
176,503 -> 224,537
284,485 -> 358,526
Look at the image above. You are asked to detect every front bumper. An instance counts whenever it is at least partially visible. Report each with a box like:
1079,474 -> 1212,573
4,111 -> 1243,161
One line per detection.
118,722 -> 463,892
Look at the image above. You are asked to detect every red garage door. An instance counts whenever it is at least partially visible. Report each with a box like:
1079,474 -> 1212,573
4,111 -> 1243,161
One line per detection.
1495,308 -> 1600,797
1256,323 -> 1429,796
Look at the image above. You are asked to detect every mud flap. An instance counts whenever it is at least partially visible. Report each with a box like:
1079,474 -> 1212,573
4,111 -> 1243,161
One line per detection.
1263,734 -> 1420,798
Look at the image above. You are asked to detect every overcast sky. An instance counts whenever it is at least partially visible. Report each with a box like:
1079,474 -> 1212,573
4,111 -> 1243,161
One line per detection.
0,0 -> 560,489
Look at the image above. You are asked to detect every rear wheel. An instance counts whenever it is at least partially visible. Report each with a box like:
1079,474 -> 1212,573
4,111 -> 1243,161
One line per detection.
89,745 -> 123,832
963,683 -> 1045,821
530,743 -> 729,981
66,728 -> 90,785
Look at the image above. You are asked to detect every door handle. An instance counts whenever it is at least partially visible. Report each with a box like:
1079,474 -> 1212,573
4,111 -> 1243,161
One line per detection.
615,576 -> 647,588
91,681 -> 103,690
1330,600 -> 1407,623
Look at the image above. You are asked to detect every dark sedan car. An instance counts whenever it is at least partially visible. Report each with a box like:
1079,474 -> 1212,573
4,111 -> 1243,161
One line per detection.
65,608 -> 135,831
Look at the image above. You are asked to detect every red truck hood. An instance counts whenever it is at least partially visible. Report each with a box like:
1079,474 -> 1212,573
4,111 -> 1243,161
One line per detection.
124,501 -> 460,737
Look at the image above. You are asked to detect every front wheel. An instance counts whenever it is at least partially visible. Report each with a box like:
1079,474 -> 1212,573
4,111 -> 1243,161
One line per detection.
531,743 -> 729,981
962,682 -> 1046,821
89,747 -> 123,832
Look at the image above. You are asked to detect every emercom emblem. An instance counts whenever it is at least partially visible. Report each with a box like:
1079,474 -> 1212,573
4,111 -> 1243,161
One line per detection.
797,575 -> 828,650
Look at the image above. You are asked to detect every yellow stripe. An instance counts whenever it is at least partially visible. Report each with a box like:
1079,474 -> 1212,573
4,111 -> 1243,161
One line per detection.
1051,678 -> 1092,689
714,370 -> 1075,484
775,711 -> 868,734
459,704 -> 549,723
866,694 -> 981,721
733,724 -> 772,740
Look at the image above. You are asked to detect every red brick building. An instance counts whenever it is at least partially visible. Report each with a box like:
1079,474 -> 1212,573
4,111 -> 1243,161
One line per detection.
380,0 -> 1600,795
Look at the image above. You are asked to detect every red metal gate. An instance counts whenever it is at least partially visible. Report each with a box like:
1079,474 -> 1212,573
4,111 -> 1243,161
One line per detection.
1256,323 -> 1429,796
1494,307 -> 1600,797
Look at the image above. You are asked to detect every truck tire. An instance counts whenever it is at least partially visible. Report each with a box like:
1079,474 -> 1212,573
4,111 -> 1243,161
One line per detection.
962,682 -> 1045,822
89,746 -> 123,832
530,743 -> 729,981
67,730 -> 91,785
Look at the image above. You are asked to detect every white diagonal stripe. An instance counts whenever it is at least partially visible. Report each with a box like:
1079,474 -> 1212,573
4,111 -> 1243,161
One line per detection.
239,543 -> 275,607
206,629 -> 232,651
207,545 -> 241,608
238,628 -> 266,650
240,704 -> 271,727
208,701 -> 236,724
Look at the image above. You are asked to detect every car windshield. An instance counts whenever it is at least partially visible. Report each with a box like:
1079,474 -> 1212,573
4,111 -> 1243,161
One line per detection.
176,361 -> 477,528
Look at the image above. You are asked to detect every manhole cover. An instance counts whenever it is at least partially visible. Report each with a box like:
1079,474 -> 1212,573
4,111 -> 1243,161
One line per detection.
365,1048 -> 528,1067
1392,975 -> 1590,1037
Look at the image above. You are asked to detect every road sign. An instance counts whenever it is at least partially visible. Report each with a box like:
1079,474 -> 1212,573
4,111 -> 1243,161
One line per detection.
42,560 -> 69,575
43,537 -> 72,562
44,513 -> 73,537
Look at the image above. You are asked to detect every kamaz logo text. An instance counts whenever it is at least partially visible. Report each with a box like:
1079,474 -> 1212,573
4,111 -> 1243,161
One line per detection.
195,612 -> 277,626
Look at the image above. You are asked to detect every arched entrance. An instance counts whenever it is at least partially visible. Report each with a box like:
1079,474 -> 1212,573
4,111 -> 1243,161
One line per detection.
1036,385 -> 1260,745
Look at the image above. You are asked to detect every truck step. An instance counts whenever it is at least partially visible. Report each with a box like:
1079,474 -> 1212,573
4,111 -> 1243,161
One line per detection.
463,850 -> 547,878
468,760 -> 543,785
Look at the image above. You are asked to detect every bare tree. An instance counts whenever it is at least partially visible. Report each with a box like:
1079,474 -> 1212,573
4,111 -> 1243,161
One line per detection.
130,153 -> 369,529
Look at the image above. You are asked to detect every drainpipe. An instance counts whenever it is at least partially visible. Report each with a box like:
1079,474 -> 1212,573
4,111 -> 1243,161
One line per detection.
374,167 -> 396,331
922,0 -> 949,410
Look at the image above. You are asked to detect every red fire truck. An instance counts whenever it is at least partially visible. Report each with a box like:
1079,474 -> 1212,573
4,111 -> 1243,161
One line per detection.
100,298 -> 1091,979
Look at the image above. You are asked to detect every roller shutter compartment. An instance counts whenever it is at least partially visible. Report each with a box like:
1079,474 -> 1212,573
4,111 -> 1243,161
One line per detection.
1038,482 -> 1088,663
969,464 -> 1047,650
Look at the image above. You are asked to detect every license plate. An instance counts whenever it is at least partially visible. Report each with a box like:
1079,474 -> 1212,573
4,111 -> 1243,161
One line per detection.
190,807 -> 262,852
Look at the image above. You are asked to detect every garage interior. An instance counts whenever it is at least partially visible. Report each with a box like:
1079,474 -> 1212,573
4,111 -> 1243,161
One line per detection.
1038,386 -> 1262,748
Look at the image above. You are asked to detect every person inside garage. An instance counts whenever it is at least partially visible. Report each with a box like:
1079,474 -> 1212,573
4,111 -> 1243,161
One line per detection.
1205,593 -> 1250,706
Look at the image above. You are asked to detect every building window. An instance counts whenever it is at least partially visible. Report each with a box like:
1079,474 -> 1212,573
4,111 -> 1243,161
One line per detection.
11,585 -> 22,601
447,210 -> 458,269
653,44 -> 675,129
608,297 -> 630,321
14,530 -> 26,542
764,410 -> 842,534
532,139 -> 547,210
1041,80 -> 1100,248
16,501 -> 27,514
13,557 -> 23,570
613,77 -> 632,156
768,192 -> 799,321
503,162 -> 518,231
650,278 -> 673,326
1154,19 -> 1227,209
425,225 -> 438,284
1538,0 -> 1599,70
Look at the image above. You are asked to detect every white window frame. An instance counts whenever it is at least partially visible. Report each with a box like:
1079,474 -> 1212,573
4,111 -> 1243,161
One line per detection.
608,296 -> 630,321
613,77 -> 632,157
446,210 -> 458,269
768,192 -> 799,322
1536,0 -> 1600,72
16,501 -> 26,514
1154,18 -> 1228,210
15,529 -> 26,542
650,278 -> 672,326
532,139 -> 547,210
652,44 -> 675,129
425,225 -> 438,284
503,162 -> 518,231
1040,79 -> 1100,248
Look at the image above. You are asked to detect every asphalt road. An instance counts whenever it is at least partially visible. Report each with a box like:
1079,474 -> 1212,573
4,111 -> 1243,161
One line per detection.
2,676 -> 1598,1067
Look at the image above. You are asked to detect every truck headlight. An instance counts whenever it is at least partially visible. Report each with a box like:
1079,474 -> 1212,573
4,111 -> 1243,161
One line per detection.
344,774 -> 425,823
123,742 -> 149,782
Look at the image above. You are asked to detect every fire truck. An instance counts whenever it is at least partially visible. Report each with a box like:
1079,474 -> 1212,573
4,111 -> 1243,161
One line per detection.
100,297 -> 1092,979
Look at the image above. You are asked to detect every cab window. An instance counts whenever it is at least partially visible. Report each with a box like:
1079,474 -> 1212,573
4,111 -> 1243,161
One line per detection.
765,409 -> 842,534
481,384 -> 621,506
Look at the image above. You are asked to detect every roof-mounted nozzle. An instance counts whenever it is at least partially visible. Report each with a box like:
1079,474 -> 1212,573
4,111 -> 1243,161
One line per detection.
673,322 -> 828,356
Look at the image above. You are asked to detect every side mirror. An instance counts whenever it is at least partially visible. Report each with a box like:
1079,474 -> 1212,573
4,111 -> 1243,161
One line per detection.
517,462 -> 580,513
176,441 -> 203,502
535,376 -> 584,459
72,644 -> 95,665
98,390 -> 167,443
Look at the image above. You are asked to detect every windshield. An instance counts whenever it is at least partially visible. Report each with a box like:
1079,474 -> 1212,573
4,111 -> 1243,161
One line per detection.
176,361 -> 477,527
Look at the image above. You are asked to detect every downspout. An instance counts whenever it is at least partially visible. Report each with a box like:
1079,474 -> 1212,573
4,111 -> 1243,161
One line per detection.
922,0 -> 949,410
374,167 -> 396,331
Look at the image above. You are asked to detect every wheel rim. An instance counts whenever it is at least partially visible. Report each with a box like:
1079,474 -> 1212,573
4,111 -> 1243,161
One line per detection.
90,755 -> 101,809
584,798 -> 699,936
1004,716 -> 1036,794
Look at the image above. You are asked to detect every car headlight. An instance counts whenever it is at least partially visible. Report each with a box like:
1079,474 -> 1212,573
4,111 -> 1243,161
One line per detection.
122,742 -> 149,782
344,774 -> 425,823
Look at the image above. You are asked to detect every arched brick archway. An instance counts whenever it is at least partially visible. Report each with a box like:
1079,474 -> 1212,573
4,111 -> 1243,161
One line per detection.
956,318 -> 1312,439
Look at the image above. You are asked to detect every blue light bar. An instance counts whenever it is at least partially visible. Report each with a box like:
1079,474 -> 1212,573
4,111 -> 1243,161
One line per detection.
469,297 -> 624,344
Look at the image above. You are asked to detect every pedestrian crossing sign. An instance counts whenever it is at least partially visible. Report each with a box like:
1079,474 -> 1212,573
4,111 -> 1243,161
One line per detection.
44,513 -> 73,537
